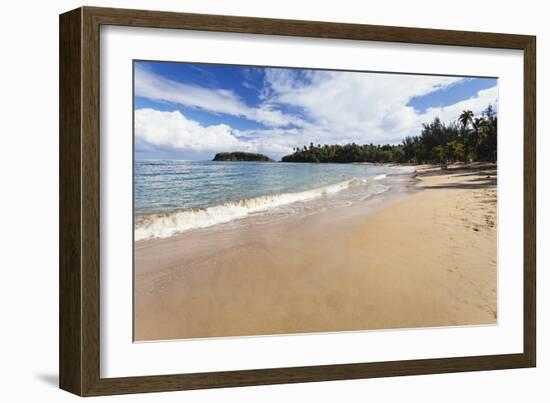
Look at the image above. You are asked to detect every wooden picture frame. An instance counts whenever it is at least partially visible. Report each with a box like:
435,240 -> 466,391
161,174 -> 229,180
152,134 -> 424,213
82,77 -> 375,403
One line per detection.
59,6 -> 536,396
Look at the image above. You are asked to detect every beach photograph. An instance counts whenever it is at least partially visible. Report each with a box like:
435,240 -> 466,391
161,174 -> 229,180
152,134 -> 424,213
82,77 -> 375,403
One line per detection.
133,61 -> 498,341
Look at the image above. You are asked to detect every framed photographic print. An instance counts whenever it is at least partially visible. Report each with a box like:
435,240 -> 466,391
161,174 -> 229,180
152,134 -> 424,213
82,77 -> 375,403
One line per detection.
59,6 -> 536,396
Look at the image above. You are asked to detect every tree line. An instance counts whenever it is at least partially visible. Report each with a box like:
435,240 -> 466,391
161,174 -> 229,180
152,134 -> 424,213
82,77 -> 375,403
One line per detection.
281,106 -> 497,164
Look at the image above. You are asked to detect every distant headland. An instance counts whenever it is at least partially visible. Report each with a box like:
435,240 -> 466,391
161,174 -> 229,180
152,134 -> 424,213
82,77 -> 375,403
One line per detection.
212,152 -> 274,162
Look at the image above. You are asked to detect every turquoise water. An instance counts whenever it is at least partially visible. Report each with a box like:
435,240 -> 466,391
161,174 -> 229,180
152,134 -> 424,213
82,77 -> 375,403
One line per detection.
134,160 -> 414,240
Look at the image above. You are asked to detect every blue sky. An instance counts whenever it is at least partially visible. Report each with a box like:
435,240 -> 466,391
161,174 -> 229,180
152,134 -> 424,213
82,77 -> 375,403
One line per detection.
134,61 -> 497,160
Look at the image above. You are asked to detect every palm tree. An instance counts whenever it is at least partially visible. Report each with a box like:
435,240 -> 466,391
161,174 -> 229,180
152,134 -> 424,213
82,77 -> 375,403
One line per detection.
472,117 -> 485,160
458,110 -> 474,163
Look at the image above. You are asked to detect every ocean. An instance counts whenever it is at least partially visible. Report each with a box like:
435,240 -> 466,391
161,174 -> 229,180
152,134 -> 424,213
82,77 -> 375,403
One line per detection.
134,160 -> 416,240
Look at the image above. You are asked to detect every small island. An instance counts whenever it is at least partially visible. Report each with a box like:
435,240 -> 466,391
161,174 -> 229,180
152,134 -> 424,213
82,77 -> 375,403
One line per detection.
212,152 -> 274,162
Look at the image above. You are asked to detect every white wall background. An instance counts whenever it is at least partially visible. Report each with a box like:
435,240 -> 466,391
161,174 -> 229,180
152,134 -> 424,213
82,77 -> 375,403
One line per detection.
0,0 -> 546,401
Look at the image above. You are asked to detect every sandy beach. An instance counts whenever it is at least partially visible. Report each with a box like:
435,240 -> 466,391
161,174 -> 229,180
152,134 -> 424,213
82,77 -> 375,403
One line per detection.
134,164 -> 497,341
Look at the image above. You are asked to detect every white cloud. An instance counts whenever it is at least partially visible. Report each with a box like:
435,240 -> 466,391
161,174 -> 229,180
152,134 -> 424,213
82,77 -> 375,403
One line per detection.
135,108 -> 251,153
421,86 -> 498,124
263,69 -> 478,142
135,66 -> 302,127
135,108 -> 315,159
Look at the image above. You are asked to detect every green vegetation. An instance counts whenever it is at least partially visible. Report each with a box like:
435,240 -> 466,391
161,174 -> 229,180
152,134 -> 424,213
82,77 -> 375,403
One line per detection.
213,151 -> 274,162
281,106 -> 497,164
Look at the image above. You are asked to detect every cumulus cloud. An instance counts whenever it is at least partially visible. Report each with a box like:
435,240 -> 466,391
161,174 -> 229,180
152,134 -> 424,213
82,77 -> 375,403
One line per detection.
421,86 -> 498,124
135,108 -> 251,153
263,69 -> 472,142
135,108 -> 305,158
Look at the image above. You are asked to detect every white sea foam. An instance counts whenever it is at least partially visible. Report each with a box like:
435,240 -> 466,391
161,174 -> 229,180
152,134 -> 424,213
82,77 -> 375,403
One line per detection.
135,178 -> 376,240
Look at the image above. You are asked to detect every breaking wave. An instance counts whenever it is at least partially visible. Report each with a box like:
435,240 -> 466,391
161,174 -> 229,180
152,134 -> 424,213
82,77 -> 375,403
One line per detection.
135,177 -> 384,240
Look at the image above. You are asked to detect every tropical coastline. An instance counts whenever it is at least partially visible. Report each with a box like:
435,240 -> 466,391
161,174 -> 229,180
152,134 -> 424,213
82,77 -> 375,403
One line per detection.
133,61 -> 499,342
134,163 -> 497,341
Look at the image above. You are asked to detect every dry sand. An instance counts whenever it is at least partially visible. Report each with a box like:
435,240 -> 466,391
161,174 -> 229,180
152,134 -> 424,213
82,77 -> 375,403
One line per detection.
134,164 -> 497,341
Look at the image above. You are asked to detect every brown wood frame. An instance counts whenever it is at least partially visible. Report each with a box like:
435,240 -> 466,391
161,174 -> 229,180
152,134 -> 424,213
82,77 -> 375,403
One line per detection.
59,6 -> 536,396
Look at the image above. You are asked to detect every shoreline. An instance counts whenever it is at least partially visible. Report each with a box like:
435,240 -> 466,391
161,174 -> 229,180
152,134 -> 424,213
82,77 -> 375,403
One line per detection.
134,164 -> 413,241
134,163 -> 497,341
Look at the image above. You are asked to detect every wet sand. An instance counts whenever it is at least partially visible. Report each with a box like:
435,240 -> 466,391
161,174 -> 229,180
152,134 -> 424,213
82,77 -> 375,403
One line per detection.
134,164 -> 497,341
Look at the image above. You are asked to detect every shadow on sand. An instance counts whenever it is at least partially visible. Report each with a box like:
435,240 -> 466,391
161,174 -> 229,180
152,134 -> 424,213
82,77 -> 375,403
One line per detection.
418,163 -> 497,190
